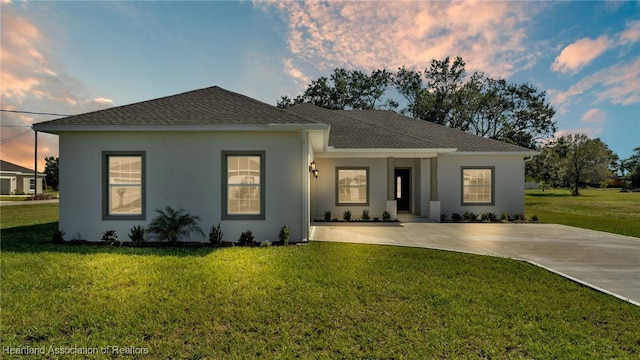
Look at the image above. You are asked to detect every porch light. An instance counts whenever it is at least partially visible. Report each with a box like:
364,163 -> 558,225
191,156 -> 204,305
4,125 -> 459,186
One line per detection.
309,161 -> 319,178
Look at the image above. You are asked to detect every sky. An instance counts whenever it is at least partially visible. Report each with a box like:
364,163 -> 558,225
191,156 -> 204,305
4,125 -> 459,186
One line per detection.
1,0 -> 639,172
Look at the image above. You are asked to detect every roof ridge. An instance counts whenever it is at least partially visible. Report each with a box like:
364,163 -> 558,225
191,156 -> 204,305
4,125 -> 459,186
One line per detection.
337,110 -> 453,149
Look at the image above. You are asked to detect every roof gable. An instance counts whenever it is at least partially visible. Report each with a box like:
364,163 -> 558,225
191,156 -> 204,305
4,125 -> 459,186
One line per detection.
0,160 -> 40,174
286,104 -> 533,153
34,86 -> 314,127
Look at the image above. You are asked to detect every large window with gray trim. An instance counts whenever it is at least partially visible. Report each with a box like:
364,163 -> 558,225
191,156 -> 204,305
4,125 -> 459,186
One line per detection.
461,167 -> 494,205
222,151 -> 265,220
336,167 -> 369,206
103,151 -> 145,220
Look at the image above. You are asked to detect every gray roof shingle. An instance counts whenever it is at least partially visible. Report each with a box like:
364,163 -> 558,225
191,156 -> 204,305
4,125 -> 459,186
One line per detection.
0,160 -> 40,174
34,86 -> 315,126
34,86 -> 534,153
286,104 -> 532,152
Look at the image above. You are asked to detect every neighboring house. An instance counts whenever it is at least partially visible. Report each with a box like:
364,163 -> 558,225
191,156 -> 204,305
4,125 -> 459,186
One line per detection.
33,86 -> 536,242
0,160 -> 45,195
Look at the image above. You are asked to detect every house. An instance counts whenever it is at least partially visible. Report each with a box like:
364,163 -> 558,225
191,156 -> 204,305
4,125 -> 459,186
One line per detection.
0,160 -> 45,195
33,86 -> 536,242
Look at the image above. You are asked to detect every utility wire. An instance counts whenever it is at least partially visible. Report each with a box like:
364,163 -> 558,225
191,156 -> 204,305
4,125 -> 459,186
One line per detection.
0,129 -> 32,145
1,109 -> 70,117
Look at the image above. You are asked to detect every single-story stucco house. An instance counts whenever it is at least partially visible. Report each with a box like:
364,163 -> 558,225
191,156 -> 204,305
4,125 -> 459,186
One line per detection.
0,160 -> 45,195
33,86 -> 536,242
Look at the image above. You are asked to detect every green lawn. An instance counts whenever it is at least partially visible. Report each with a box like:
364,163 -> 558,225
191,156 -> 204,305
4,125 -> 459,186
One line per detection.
1,204 -> 639,359
525,188 -> 640,238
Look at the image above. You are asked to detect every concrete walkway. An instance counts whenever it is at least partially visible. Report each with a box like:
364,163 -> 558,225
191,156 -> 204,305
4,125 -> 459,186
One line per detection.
310,221 -> 640,306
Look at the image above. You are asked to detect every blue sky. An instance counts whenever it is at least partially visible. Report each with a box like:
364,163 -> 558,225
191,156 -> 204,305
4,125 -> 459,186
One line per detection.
1,0 -> 638,170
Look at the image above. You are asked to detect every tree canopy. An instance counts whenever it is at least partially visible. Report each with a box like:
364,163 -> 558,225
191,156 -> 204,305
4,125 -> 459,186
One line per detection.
527,134 -> 615,196
278,57 -> 556,149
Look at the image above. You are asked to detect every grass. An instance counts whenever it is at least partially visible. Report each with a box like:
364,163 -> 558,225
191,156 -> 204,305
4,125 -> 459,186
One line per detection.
525,188 -> 640,238
2,204 -> 639,358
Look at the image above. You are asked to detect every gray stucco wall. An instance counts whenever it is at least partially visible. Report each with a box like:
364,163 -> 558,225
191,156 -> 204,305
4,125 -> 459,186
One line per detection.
58,131 -> 306,242
437,154 -> 526,217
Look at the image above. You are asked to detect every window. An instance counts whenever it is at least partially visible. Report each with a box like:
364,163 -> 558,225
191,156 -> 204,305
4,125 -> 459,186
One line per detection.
222,151 -> 265,220
29,179 -> 35,192
336,167 -> 369,205
461,167 -> 494,205
103,152 -> 145,220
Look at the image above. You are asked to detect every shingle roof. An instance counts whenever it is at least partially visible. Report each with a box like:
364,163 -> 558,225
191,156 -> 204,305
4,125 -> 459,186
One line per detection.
0,160 -> 40,174
34,85 -> 534,153
286,104 -> 533,152
34,86 -> 314,126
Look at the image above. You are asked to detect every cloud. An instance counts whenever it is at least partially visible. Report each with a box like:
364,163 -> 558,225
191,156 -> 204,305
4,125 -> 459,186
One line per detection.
581,108 -> 607,125
260,1 -> 543,82
619,20 -> 640,45
551,36 -> 612,74
551,58 -> 640,110
0,4 -> 113,171
552,20 -> 640,74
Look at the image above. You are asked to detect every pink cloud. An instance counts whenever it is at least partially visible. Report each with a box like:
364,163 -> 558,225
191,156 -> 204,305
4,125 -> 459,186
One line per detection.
551,36 -> 612,74
1,4 -> 113,171
551,58 -> 640,109
619,20 -> 640,45
261,1 -> 541,81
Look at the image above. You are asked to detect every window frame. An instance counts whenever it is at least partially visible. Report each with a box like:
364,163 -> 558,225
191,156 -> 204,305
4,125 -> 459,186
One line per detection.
102,151 -> 146,220
461,166 -> 495,206
221,151 -> 266,220
335,167 -> 370,206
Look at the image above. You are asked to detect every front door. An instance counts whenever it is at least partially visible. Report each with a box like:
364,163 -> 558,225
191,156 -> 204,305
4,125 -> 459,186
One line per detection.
395,168 -> 411,212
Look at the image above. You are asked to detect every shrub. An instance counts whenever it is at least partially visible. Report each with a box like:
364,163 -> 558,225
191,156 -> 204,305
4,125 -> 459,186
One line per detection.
239,230 -> 255,246
147,206 -> 204,244
323,210 -> 332,222
361,209 -> 370,221
209,223 -> 224,245
531,214 -> 539,223
440,212 -> 448,222
279,224 -> 290,245
481,212 -> 496,223
26,193 -> 57,201
343,210 -> 352,221
452,213 -> 462,223
260,240 -> 272,247
500,212 -> 510,222
101,230 -> 120,246
513,213 -> 526,222
128,225 -> 145,246
463,211 -> 477,222
382,210 -> 391,221
52,228 -> 65,243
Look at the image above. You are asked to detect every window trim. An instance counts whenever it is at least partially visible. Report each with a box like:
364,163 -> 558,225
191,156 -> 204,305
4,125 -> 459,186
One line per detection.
102,151 -> 146,220
335,167 -> 370,206
461,166 -> 495,206
221,151 -> 266,220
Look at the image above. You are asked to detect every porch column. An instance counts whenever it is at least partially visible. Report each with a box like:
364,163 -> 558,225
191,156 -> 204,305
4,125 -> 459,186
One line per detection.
429,157 -> 441,222
386,157 -> 397,220
386,157 -> 394,200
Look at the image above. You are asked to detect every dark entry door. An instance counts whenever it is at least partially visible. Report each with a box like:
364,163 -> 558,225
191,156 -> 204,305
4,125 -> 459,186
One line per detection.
395,168 -> 411,212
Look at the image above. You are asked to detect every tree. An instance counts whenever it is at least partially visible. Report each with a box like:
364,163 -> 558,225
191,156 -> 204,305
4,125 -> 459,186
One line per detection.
396,61 -> 556,148
277,68 -> 397,110
554,134 -> 615,196
623,146 -> 640,188
280,56 -> 556,149
525,145 -> 562,189
44,156 -> 59,191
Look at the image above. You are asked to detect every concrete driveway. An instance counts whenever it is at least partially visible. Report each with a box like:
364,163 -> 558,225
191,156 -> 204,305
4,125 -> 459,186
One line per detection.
310,222 -> 640,306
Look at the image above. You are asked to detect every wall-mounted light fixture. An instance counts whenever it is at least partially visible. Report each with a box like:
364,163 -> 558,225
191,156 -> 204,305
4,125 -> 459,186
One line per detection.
309,160 -> 319,178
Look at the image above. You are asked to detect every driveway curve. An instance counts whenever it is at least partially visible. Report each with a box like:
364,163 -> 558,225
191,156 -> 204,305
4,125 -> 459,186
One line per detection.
310,222 -> 640,306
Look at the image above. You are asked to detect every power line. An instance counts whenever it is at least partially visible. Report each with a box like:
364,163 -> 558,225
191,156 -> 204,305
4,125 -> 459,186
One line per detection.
0,129 -> 32,145
1,109 -> 70,117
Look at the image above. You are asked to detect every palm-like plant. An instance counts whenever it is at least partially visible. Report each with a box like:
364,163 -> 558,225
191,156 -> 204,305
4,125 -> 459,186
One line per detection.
147,206 -> 204,244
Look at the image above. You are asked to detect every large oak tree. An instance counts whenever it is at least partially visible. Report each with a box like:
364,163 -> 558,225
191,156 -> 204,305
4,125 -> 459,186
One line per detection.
279,57 -> 556,149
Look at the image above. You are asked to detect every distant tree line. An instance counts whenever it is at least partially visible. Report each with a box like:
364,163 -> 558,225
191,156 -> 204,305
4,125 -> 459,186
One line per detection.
277,56 -> 556,149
